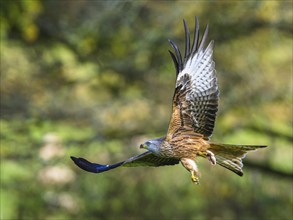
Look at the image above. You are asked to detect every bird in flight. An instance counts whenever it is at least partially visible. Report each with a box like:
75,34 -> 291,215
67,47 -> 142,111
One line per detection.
71,17 -> 267,184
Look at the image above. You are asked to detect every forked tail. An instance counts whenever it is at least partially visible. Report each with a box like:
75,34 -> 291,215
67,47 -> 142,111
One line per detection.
209,143 -> 267,176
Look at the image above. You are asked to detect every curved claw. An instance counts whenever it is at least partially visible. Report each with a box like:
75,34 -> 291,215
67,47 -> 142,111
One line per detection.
70,156 -> 124,173
191,173 -> 200,184
191,171 -> 199,185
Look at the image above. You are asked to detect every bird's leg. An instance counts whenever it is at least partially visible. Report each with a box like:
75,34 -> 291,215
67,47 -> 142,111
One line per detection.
206,150 -> 216,165
180,158 -> 200,184
198,150 -> 216,165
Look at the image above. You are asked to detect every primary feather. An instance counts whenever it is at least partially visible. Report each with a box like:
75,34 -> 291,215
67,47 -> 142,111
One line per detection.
167,17 -> 219,140
71,152 -> 179,173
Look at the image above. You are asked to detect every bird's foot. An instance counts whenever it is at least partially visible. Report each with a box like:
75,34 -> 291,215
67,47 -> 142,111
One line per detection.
191,172 -> 200,184
206,150 -> 216,165
198,150 -> 216,165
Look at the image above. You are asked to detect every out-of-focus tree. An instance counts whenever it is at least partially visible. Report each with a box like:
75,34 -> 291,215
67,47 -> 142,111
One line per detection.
1,1 -> 292,220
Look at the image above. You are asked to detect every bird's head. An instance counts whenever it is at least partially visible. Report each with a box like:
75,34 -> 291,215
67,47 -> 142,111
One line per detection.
140,137 -> 164,154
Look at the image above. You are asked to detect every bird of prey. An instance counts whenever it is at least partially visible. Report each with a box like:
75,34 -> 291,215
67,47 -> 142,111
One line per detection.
71,17 -> 267,184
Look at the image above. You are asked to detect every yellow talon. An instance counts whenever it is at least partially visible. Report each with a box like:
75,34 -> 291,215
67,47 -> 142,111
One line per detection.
198,152 -> 205,157
191,174 -> 200,184
198,151 -> 216,165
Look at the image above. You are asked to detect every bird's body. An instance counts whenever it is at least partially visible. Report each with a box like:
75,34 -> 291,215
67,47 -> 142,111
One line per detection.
144,135 -> 212,183
164,137 -> 209,160
71,17 -> 267,184
144,135 -> 209,159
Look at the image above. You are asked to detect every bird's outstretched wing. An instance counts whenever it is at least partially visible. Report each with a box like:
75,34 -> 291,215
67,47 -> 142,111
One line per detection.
167,17 -> 219,141
71,151 -> 179,173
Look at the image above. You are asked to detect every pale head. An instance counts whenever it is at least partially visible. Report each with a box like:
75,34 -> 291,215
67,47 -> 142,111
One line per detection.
140,137 -> 164,155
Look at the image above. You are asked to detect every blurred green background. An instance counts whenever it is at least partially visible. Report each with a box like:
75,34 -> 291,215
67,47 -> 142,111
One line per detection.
1,1 -> 292,220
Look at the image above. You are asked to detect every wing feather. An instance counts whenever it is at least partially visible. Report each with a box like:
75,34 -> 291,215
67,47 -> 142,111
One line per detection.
123,151 -> 179,167
183,19 -> 191,64
71,152 -> 179,173
167,17 -> 219,140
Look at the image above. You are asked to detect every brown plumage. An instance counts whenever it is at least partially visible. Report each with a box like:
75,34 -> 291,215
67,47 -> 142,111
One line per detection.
71,17 -> 267,184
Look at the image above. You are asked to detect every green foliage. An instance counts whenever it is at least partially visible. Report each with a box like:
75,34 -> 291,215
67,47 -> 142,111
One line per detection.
1,1 -> 292,220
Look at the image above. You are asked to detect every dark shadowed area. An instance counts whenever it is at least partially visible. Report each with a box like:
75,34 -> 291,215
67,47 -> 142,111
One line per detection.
1,1 -> 292,220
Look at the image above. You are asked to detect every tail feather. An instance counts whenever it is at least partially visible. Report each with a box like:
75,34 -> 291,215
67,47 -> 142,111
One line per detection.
209,143 -> 267,176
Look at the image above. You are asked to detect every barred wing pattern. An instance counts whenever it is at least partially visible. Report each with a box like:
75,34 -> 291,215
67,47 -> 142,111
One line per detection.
71,152 -> 179,173
123,151 -> 179,167
167,18 -> 219,140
